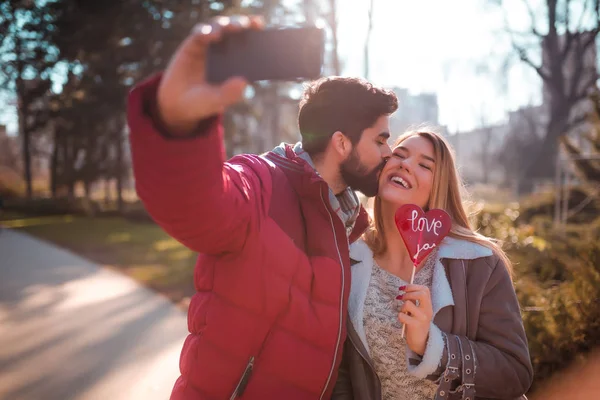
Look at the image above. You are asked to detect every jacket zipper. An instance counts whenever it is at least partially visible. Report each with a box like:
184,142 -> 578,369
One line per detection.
229,356 -> 255,399
347,329 -> 382,387
318,188 -> 346,400
229,320 -> 281,399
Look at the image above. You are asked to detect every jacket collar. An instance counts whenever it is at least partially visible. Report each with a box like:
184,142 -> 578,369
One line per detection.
347,236 -> 492,355
263,144 -> 369,242
437,236 -> 494,260
348,236 -> 493,270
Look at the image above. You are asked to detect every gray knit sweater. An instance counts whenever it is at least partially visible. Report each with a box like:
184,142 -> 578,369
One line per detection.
363,252 -> 439,400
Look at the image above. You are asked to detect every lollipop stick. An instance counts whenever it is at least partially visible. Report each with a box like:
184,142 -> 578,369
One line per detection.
400,263 -> 417,338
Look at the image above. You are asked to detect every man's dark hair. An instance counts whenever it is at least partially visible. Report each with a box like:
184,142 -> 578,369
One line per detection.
298,76 -> 398,157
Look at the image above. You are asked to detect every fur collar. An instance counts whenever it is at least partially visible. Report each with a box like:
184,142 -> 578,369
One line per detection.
347,236 -> 492,355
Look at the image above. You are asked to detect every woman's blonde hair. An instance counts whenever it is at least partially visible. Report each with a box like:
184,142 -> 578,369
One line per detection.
363,127 -> 513,276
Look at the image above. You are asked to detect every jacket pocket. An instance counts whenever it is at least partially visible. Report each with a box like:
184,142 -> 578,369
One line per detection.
229,356 -> 255,399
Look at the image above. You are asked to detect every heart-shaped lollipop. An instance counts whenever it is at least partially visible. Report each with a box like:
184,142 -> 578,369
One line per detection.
394,204 -> 452,267
395,204 -> 452,337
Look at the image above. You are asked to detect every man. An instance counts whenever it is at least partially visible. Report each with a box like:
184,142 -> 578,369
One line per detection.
127,15 -> 398,400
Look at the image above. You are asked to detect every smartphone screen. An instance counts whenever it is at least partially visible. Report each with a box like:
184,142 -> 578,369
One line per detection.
206,27 -> 325,83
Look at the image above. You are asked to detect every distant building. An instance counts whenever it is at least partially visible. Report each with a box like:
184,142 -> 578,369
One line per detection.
389,88 -> 447,139
447,123 -> 510,184
227,88 -> 301,156
450,31 -> 598,189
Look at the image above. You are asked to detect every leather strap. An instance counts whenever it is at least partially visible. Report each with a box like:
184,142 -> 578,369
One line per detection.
452,336 -> 476,400
434,334 -> 478,400
434,334 -> 461,399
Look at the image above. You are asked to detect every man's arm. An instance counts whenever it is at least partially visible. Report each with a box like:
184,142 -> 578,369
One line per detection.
128,74 -> 270,255
127,16 -> 268,255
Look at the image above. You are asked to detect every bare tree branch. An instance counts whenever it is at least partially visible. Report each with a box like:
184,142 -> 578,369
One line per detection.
364,0 -> 374,79
567,31 -> 599,102
575,0 -> 589,32
522,0 -> 543,37
513,41 -> 551,82
566,113 -> 589,131
582,26 -> 600,48
566,185 -> 600,220
564,0 -> 572,32
558,0 -> 584,62
570,74 -> 599,105
328,0 -> 340,75
503,4 -> 551,81
560,31 -> 575,62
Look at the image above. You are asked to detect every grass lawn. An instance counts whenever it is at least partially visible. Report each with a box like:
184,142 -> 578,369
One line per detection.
1,212 -> 197,308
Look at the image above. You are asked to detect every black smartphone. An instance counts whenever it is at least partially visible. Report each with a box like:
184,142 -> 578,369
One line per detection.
206,26 -> 325,84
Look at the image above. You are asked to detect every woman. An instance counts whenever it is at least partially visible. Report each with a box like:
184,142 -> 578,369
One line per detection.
333,129 -> 533,400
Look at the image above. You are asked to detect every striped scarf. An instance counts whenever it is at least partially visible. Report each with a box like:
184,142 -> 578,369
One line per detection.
271,142 -> 361,238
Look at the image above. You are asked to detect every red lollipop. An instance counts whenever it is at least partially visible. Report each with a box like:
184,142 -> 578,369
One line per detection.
394,204 -> 452,337
394,204 -> 452,267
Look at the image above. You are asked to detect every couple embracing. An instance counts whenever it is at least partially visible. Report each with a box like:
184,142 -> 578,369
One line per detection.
127,14 -> 533,400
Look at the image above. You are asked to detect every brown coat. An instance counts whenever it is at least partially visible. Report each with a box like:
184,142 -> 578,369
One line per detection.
332,238 -> 533,400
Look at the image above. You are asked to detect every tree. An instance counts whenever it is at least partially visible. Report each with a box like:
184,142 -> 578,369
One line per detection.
0,0 -> 61,198
49,1 -> 128,204
0,126 -> 20,173
498,105 -> 544,189
35,0 -> 342,207
475,110 -> 496,184
327,0 -> 341,75
561,86 -> 600,192
496,0 -> 600,190
364,0 -> 375,79
50,0 -> 188,208
303,0 -> 343,76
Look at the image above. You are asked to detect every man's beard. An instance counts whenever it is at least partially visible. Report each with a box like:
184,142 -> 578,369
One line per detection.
340,149 -> 385,197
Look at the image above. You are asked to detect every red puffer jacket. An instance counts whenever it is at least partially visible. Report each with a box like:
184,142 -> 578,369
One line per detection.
127,74 -> 369,400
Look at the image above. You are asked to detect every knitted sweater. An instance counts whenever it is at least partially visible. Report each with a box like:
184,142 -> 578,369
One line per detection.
363,252 -> 439,400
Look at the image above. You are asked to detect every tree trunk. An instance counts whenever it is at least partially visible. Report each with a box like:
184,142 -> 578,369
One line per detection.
67,180 -> 75,201
364,0 -> 374,79
104,178 -> 111,205
328,0 -> 341,75
83,180 -> 91,200
115,128 -> 124,213
519,135 -> 560,194
482,155 -> 489,184
50,130 -> 59,198
18,98 -> 33,199
15,34 -> 33,199
524,109 -> 568,181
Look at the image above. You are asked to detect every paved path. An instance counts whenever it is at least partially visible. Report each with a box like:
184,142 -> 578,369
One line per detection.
0,228 -> 188,400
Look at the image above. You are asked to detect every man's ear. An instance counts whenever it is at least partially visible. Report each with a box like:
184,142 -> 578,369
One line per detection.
331,131 -> 353,158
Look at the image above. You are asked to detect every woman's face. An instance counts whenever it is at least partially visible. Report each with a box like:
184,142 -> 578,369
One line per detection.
377,135 -> 436,210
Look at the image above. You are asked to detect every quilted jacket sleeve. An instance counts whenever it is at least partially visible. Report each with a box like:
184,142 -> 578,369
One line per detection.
127,73 -> 271,255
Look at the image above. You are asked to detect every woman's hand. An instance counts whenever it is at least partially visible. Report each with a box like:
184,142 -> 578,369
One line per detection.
396,284 -> 433,356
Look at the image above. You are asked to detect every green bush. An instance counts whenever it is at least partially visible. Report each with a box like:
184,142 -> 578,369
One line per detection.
473,201 -> 600,393
517,186 -> 599,225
